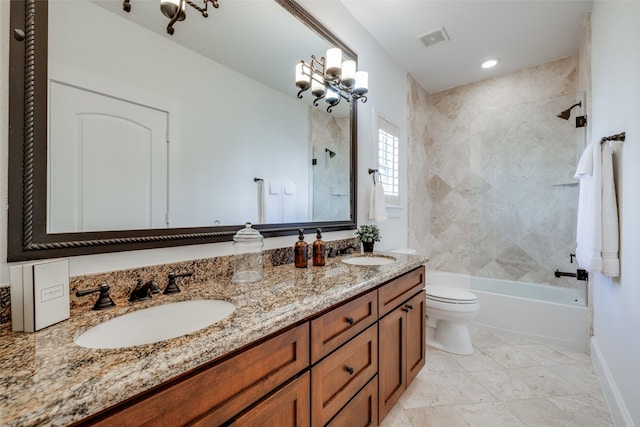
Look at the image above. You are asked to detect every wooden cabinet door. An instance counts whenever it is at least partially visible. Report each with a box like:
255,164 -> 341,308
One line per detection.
406,291 -> 426,386
231,372 -> 310,427
378,305 -> 406,422
325,375 -> 378,427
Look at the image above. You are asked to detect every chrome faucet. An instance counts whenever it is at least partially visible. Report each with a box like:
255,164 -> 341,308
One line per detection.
129,278 -> 160,302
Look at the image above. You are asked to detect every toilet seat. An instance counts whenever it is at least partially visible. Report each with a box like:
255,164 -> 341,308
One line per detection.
426,285 -> 478,304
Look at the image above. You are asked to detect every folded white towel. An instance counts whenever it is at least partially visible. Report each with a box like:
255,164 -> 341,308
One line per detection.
601,142 -> 620,277
368,173 -> 387,222
284,180 -> 297,195
269,180 -> 282,195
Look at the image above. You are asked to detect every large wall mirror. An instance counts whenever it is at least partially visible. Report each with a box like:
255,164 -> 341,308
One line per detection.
8,0 -> 358,261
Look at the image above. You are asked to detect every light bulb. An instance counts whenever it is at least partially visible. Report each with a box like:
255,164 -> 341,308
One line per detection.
325,48 -> 342,80
311,76 -> 326,98
326,87 -> 340,104
341,60 -> 356,88
295,63 -> 310,90
354,71 -> 368,96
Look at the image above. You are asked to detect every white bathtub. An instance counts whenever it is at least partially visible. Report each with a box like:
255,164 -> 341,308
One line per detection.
427,271 -> 589,353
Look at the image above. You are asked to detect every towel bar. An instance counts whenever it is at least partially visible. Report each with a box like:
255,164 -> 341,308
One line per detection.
600,132 -> 625,144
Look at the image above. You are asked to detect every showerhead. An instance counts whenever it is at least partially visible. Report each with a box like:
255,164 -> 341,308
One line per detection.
557,101 -> 582,120
325,148 -> 336,158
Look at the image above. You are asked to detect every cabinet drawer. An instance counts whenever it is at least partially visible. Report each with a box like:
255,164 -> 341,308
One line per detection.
311,325 -> 378,427
229,372 -> 310,427
378,266 -> 425,317
90,323 -> 309,427
310,290 -> 377,363
326,375 -> 378,427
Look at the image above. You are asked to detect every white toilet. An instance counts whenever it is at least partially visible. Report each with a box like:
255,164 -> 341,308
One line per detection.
425,285 -> 480,355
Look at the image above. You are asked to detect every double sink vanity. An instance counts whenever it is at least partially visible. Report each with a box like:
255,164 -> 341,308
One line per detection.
0,252 -> 428,426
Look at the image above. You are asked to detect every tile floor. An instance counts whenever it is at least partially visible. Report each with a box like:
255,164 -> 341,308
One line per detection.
381,326 -> 614,427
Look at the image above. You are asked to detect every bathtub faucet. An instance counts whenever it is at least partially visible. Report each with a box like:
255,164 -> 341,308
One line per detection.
554,269 -> 588,281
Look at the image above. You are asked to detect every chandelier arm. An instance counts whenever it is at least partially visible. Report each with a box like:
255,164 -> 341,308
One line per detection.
327,96 -> 341,113
166,0 -> 184,35
185,0 -> 210,17
313,93 -> 326,107
297,88 -> 309,99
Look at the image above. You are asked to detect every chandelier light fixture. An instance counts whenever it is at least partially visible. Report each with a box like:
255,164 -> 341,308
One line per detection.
123,0 -> 219,35
296,48 -> 368,113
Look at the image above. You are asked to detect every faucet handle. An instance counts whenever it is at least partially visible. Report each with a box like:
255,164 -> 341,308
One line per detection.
129,278 -> 152,302
149,280 -> 161,294
76,284 -> 116,311
164,272 -> 194,295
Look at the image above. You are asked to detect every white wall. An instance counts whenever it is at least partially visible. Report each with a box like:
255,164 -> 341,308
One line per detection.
590,2 -> 640,426
0,0 -> 409,282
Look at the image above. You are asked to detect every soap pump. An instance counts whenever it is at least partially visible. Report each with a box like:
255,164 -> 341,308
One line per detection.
312,228 -> 326,266
294,229 -> 308,268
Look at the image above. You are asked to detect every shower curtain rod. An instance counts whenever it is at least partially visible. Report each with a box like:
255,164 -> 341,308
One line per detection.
600,131 -> 626,144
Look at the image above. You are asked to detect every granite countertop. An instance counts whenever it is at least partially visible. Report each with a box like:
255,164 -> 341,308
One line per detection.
0,252 -> 427,426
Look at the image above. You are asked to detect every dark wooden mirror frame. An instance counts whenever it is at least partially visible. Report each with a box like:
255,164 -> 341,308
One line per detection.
8,0 -> 357,262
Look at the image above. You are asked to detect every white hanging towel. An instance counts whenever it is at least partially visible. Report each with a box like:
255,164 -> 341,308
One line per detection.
600,142 -> 620,276
256,180 -> 265,224
368,173 -> 387,222
574,141 -> 620,276
574,142 -> 600,271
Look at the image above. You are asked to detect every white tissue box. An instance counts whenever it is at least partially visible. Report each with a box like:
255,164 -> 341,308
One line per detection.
10,259 -> 70,332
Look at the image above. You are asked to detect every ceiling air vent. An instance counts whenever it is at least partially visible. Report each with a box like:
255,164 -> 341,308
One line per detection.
417,27 -> 450,48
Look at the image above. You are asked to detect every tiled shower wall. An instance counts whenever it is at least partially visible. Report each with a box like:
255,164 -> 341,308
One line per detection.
308,108 -> 351,221
409,56 -> 585,288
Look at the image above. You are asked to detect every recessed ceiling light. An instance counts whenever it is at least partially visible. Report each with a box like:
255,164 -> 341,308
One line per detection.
481,58 -> 499,69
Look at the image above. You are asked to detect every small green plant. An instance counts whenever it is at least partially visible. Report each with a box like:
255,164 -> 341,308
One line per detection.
355,224 -> 381,243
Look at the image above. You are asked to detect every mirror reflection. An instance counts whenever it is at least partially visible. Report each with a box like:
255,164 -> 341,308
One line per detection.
47,0 -> 352,233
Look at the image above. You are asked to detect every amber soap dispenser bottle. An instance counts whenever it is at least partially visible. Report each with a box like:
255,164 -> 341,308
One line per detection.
312,228 -> 326,266
294,229 -> 308,268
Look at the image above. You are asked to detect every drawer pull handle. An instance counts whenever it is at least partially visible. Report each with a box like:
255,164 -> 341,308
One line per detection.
401,306 -> 410,313
406,304 -> 414,310
346,366 -> 354,375
346,317 -> 354,325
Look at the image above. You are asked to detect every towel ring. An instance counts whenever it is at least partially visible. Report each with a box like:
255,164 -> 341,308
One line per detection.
368,168 -> 379,184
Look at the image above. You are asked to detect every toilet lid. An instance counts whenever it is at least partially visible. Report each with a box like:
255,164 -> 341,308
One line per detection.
426,285 -> 478,303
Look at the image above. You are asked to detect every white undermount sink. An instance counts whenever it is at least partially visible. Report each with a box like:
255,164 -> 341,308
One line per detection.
342,255 -> 397,266
74,299 -> 236,349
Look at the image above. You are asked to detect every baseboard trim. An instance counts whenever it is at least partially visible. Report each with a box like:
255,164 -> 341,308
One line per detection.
590,337 -> 635,426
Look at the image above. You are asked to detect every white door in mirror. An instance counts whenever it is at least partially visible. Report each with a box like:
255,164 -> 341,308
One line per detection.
74,300 -> 235,349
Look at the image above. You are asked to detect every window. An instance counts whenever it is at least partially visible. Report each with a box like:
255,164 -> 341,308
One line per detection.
376,116 -> 400,205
